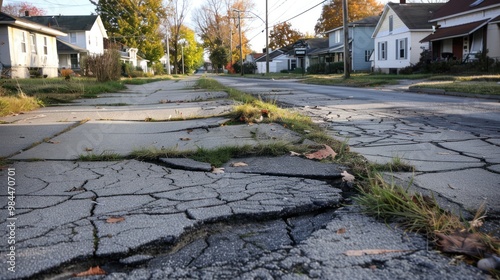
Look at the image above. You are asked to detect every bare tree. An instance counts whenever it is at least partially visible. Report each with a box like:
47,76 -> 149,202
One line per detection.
193,0 -> 254,67
162,0 -> 190,74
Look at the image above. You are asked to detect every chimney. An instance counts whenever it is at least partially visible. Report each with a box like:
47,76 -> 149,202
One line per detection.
400,0 -> 406,4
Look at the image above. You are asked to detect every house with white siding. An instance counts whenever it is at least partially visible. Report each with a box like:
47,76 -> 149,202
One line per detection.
0,12 -> 65,78
26,15 -> 108,70
372,0 -> 445,74
420,0 -> 500,62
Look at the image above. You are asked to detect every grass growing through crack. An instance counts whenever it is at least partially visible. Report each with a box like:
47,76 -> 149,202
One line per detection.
78,152 -> 124,161
370,156 -> 414,172
131,142 -> 305,167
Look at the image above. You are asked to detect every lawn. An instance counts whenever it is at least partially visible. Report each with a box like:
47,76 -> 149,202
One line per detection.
0,76 -> 173,117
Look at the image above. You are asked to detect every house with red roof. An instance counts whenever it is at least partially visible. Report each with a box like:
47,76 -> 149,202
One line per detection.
420,0 -> 500,62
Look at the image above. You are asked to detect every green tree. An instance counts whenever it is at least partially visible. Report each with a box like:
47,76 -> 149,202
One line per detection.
314,0 -> 383,35
177,25 -> 205,74
209,46 -> 230,73
269,22 -> 304,49
90,0 -> 165,63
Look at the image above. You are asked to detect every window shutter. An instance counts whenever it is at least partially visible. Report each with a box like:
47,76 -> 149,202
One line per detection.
405,38 -> 408,59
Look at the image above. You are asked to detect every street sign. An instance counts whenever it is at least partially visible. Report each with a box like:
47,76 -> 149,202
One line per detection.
295,48 -> 306,56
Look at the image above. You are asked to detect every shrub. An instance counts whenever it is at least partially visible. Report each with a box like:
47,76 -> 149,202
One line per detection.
83,49 -> 121,82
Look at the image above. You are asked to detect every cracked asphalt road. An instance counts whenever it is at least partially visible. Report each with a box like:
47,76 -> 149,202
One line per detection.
0,75 -> 496,279
213,76 -> 500,219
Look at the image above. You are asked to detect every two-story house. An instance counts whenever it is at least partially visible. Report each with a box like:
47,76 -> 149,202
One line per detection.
372,0 -> 445,74
313,16 -> 380,72
0,12 -> 65,78
25,15 -> 108,70
420,0 -> 500,62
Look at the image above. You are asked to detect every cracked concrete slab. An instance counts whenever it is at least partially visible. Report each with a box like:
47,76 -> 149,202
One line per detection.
11,120 -> 303,160
0,122 -> 77,157
0,159 -> 342,279
72,90 -> 228,106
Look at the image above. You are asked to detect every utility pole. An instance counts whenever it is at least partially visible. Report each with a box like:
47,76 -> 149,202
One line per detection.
342,0 -> 350,78
166,33 -> 171,75
234,9 -> 244,76
265,0 -> 269,74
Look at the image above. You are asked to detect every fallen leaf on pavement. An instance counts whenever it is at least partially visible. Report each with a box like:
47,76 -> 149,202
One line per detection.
305,144 -> 337,160
336,228 -> 346,234
74,266 -> 106,277
211,167 -> 225,174
106,216 -> 125,224
436,231 -> 490,257
180,137 -> 191,141
343,249 -> 409,256
46,140 -> 60,144
85,147 -> 94,152
341,171 -> 355,183
230,162 -> 248,167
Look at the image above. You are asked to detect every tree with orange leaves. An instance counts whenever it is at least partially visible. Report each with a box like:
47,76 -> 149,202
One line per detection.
314,0 -> 383,35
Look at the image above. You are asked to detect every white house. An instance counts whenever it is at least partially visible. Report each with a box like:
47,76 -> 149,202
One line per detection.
26,15 -> 108,70
255,49 -> 291,74
0,12 -> 66,78
372,0 -> 445,74
420,0 -> 500,62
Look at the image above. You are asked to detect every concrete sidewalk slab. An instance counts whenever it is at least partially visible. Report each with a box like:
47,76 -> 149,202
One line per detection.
0,100 -> 234,124
11,121 -> 303,160
222,155 -> 346,179
72,90 -> 228,106
0,122 -> 77,157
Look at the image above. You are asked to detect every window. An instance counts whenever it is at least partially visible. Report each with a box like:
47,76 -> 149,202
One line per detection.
365,50 -> 373,62
21,32 -> 27,53
389,16 -> 393,33
70,54 -> 79,68
43,37 -> 48,55
396,38 -> 408,59
335,31 -> 340,43
378,41 -> 387,60
70,33 -> 76,43
30,33 -> 36,53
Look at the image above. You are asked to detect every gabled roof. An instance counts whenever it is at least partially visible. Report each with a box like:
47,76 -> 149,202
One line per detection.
388,2 -> 445,30
0,12 -> 66,36
430,0 -> 500,22
25,15 -> 108,38
255,49 -> 285,62
325,16 -> 381,34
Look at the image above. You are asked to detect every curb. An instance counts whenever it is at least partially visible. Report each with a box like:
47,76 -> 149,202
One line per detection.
408,87 -> 500,101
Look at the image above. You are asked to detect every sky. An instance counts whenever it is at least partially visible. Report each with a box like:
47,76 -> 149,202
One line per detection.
3,0 -> 391,52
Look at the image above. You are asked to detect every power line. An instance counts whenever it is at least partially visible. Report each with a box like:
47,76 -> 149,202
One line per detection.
272,0 -> 327,28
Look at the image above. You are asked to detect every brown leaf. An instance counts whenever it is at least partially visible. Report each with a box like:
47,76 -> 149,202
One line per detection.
336,228 -> 346,234
106,216 -> 125,224
341,171 -> 355,183
84,147 -> 94,152
46,140 -> 60,144
74,266 -> 106,277
180,137 -> 191,141
343,249 -> 409,256
230,162 -> 248,167
304,144 -> 337,160
436,231 -> 490,257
